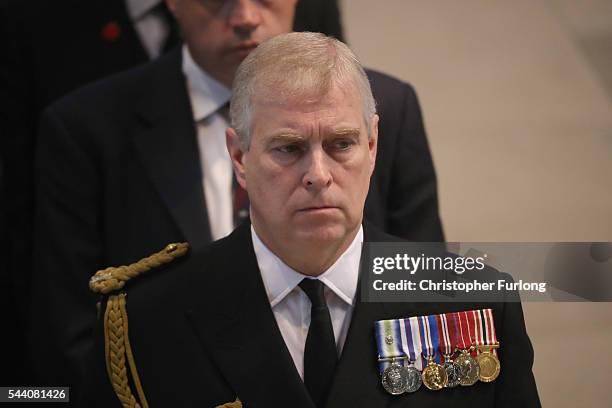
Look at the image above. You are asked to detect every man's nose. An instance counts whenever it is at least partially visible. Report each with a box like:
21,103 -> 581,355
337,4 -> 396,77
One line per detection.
302,150 -> 333,190
228,0 -> 263,37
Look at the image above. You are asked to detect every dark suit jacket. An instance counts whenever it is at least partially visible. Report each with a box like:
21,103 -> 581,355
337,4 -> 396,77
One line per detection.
0,0 -> 151,283
294,0 -> 344,42
0,0 -> 156,384
85,222 -> 539,407
29,48 -> 443,396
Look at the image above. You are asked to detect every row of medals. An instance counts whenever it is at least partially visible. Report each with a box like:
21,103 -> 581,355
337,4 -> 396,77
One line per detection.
381,344 -> 500,395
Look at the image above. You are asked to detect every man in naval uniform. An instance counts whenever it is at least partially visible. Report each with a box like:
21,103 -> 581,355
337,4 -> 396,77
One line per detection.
86,32 -> 539,407
29,0 -> 443,397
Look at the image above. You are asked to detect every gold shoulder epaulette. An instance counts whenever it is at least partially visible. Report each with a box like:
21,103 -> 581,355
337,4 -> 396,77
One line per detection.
89,242 -> 189,295
90,242 -> 188,408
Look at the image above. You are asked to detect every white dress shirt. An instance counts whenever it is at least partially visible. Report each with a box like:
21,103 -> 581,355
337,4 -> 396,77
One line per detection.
181,46 -> 234,241
252,225 -> 364,379
126,0 -> 169,59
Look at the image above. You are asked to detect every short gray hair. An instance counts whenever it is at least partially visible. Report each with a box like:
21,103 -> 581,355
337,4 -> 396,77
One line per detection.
230,32 -> 377,150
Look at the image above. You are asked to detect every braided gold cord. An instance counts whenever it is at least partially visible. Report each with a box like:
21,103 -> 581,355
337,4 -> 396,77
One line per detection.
121,295 -> 148,407
90,243 -> 189,294
216,398 -> 243,408
97,242 -> 189,407
104,294 -> 142,408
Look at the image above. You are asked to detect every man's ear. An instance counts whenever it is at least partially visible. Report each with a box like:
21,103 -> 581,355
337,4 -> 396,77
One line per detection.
226,127 -> 247,190
368,114 -> 379,175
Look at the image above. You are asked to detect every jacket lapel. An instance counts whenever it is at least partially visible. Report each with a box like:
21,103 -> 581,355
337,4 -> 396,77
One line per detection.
325,297 -> 392,407
186,224 -> 314,408
132,49 -> 212,249
324,224 -> 390,407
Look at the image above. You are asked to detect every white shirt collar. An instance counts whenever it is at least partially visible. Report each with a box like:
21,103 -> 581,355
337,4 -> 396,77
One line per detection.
252,225 -> 363,308
181,45 -> 232,121
126,0 -> 161,20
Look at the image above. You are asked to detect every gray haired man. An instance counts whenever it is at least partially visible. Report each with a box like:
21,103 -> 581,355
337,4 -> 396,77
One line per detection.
86,32 -> 539,408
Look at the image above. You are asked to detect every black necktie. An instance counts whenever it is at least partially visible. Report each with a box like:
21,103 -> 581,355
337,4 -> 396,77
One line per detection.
299,279 -> 338,407
156,1 -> 181,53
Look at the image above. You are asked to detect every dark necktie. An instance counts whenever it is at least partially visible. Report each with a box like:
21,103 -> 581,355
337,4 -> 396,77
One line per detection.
299,279 -> 338,407
155,1 -> 181,53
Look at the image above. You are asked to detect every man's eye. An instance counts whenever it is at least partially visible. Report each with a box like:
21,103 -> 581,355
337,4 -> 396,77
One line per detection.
275,144 -> 301,154
332,139 -> 355,150
200,0 -> 225,12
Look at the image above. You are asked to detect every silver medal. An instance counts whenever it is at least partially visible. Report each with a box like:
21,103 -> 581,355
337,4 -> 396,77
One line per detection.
381,363 -> 410,395
443,361 -> 461,388
403,365 -> 422,393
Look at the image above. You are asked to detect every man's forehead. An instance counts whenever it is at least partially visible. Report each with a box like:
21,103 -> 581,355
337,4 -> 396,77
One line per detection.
254,100 -> 356,119
252,78 -> 360,107
252,104 -> 364,132
252,92 -> 362,120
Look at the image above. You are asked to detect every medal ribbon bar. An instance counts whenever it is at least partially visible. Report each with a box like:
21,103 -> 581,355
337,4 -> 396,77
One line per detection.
375,319 -> 407,374
399,318 -> 419,369
407,317 -> 424,370
438,313 -> 452,361
480,308 -> 498,355
457,311 -> 472,351
446,312 -> 460,357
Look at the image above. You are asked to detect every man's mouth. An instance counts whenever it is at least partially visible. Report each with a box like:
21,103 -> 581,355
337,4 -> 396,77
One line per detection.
231,42 -> 259,57
298,206 -> 340,213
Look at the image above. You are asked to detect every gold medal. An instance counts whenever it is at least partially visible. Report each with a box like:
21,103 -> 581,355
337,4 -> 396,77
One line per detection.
421,356 -> 448,390
476,344 -> 500,382
455,347 -> 480,386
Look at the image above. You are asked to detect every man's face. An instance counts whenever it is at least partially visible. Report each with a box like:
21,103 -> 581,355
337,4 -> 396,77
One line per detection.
166,0 -> 297,86
228,83 -> 378,253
